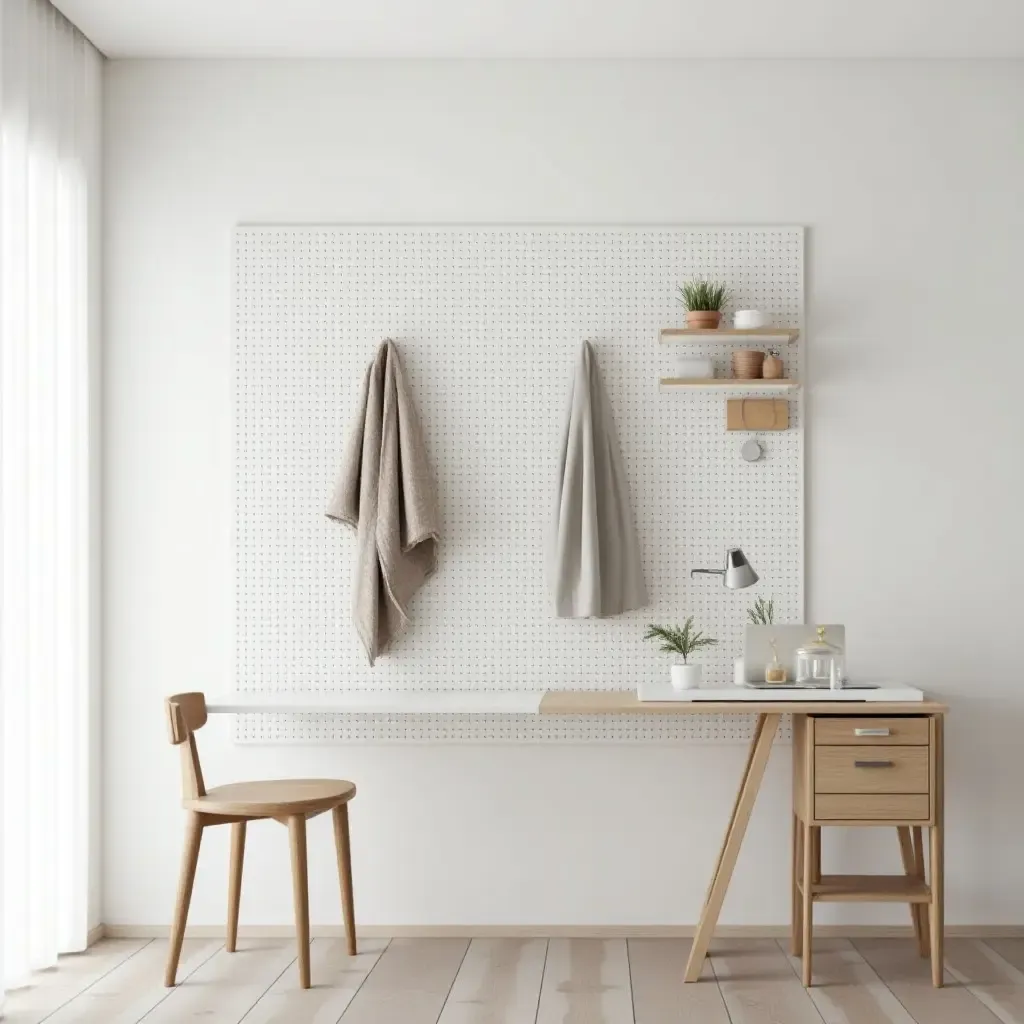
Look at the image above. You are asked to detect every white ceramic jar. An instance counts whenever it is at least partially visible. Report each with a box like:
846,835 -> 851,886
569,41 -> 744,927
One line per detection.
733,309 -> 768,329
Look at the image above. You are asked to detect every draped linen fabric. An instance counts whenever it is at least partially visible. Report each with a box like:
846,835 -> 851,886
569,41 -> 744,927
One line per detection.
0,0 -> 102,999
553,341 -> 647,617
327,340 -> 440,664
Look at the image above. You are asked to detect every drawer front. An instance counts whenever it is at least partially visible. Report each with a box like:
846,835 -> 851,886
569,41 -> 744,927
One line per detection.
815,793 -> 931,822
814,745 -> 930,794
814,717 -> 929,746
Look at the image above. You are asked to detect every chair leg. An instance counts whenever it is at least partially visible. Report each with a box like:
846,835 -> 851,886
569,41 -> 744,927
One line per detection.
288,814 -> 311,988
226,821 -> 246,953
165,813 -> 203,987
333,803 -> 357,956
801,819 -> 813,987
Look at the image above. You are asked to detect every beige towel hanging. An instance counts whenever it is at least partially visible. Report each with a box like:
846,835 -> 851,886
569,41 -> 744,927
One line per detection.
326,340 -> 439,664
553,341 -> 647,618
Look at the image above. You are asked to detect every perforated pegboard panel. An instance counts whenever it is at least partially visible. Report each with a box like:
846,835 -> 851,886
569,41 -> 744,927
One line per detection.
234,226 -> 804,743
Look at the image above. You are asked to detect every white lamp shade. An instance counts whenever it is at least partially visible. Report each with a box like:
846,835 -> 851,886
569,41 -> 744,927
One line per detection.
723,548 -> 759,589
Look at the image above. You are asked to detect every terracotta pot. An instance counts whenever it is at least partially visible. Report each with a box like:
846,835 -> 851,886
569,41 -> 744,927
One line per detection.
686,310 -> 721,330
762,354 -> 784,379
731,349 -> 765,379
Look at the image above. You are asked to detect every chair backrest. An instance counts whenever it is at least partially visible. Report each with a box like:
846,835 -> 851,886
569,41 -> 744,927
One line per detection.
165,692 -> 208,800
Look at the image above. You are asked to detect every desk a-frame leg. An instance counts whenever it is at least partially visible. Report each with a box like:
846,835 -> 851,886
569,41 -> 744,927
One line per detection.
684,712 -> 781,983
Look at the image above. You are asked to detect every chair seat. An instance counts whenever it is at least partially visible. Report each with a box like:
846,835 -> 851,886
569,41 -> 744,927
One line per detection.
185,778 -> 356,818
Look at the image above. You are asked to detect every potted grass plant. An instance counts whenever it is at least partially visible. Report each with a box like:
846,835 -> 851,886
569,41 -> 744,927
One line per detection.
644,617 -> 718,690
678,277 -> 731,330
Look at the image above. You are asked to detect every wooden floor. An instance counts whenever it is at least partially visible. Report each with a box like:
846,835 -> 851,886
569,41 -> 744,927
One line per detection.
6,935 -> 1024,1024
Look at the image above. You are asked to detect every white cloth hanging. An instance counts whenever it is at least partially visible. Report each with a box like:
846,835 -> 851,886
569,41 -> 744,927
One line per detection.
552,342 -> 647,617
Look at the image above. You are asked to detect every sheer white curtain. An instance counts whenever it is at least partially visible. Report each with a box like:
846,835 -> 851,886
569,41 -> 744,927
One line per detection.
0,0 -> 102,1002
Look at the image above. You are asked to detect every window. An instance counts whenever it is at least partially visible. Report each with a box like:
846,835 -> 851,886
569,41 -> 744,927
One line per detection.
0,0 -> 101,998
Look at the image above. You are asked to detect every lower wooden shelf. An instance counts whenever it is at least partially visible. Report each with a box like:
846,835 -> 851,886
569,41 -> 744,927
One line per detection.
798,874 -> 931,903
660,377 -> 801,393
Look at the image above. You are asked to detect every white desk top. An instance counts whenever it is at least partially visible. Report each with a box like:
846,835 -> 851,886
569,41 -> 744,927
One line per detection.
636,681 -> 926,703
207,687 -> 941,716
206,691 -> 546,715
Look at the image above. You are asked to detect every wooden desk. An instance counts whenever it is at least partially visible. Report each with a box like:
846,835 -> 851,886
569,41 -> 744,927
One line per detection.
209,688 -> 947,986
539,691 -> 948,985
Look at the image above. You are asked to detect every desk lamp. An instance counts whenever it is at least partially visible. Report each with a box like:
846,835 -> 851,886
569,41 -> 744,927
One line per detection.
690,547 -> 759,589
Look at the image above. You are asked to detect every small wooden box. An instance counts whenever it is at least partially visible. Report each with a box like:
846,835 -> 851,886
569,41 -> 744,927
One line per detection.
726,398 -> 789,431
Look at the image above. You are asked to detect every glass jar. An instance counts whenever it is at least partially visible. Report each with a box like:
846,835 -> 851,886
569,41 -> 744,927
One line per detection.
795,627 -> 845,689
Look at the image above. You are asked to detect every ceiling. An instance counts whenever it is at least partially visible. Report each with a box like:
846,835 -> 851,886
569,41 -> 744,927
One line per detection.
54,0 -> 1024,59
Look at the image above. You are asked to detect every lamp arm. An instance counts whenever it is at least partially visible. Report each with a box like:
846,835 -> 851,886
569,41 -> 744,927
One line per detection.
690,568 -> 725,578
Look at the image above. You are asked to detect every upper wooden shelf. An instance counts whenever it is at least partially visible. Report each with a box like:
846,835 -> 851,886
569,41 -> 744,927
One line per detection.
660,328 -> 800,343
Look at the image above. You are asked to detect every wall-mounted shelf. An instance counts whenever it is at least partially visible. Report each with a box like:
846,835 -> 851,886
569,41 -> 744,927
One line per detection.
207,691 -> 546,715
660,328 -> 800,343
660,378 -> 801,392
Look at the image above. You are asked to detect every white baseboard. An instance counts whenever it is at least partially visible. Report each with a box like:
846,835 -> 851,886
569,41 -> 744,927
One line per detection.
100,923 -> 1024,941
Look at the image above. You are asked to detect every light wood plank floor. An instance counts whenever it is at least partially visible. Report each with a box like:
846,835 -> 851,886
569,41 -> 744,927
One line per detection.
5,936 -> 1024,1023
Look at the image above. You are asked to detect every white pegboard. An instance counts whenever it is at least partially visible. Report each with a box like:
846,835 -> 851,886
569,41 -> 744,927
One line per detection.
234,226 -> 804,743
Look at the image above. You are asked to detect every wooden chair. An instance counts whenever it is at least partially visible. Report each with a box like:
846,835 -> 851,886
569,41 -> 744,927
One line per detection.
164,692 -> 357,988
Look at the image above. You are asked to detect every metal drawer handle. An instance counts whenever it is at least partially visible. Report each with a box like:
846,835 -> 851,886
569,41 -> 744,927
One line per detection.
854,728 -> 890,736
854,759 -> 894,768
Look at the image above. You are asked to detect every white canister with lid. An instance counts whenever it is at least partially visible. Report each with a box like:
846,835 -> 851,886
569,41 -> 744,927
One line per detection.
733,310 -> 768,330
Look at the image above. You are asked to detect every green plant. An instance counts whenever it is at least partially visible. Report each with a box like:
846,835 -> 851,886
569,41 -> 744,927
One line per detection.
644,617 -> 718,663
747,595 -> 775,626
677,277 -> 731,312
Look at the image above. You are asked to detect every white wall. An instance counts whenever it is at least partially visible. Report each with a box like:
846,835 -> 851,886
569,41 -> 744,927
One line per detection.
103,59 -> 1024,929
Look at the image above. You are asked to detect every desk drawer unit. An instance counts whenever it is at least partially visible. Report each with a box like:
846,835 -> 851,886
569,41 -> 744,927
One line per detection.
793,715 -> 935,825
790,708 -> 946,990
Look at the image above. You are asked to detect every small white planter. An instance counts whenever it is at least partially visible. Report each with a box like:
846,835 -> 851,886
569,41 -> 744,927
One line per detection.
671,663 -> 702,690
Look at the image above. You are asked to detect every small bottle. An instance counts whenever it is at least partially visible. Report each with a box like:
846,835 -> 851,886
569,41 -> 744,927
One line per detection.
764,638 -> 789,683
